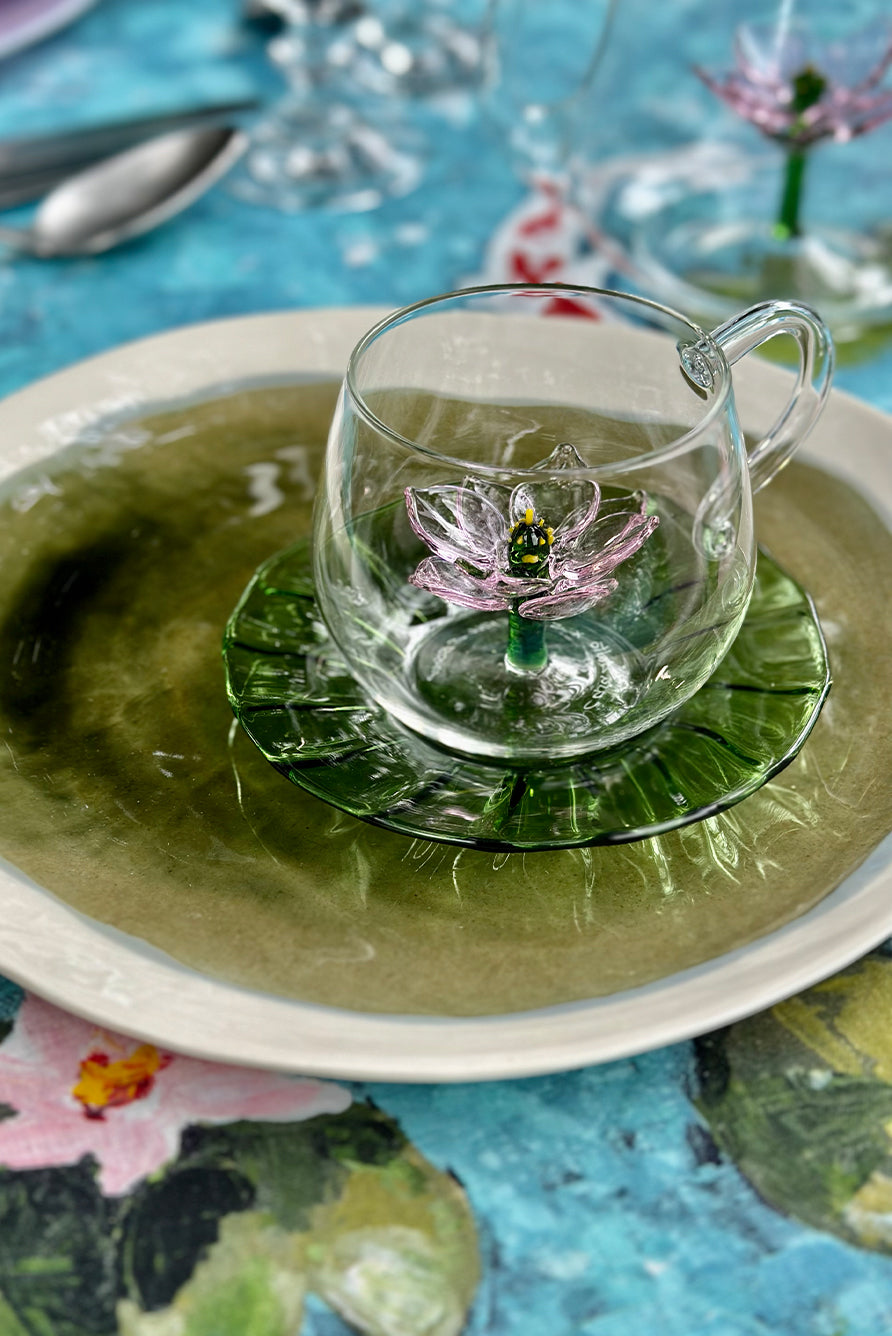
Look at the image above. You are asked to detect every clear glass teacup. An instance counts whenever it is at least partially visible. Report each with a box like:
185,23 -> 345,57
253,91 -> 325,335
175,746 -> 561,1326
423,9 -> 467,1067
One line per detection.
313,284 -> 833,763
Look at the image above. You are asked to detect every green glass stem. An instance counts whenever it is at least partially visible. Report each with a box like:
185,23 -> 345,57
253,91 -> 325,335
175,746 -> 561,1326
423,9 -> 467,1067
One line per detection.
775,147 -> 808,241
506,607 -> 547,673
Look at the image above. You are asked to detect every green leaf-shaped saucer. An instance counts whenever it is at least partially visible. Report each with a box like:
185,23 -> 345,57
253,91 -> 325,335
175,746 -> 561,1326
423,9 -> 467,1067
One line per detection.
223,543 -> 830,852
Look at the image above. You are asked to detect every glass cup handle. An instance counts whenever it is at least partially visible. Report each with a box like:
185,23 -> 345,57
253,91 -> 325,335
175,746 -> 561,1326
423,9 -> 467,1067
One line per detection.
709,300 -> 834,494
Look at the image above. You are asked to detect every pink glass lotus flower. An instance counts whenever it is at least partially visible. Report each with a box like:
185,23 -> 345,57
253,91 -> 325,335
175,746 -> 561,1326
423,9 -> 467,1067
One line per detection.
404,442 -> 658,622
695,19 -> 892,149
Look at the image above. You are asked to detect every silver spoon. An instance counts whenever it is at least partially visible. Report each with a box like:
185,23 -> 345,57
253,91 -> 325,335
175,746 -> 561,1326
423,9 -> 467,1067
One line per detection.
0,125 -> 248,257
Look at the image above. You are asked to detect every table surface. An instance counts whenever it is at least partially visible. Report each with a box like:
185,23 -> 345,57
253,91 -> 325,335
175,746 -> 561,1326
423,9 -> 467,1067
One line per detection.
1,3 -> 892,1334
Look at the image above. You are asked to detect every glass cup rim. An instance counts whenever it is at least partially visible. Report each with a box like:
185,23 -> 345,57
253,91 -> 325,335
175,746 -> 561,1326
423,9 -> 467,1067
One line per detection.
344,282 -> 734,478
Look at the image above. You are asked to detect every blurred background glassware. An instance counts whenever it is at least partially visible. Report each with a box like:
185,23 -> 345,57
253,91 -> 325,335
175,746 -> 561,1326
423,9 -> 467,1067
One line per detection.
625,0 -> 892,342
348,0 -> 486,102
234,0 -> 424,213
483,0 -> 618,183
312,285 -> 832,765
629,151 -> 892,343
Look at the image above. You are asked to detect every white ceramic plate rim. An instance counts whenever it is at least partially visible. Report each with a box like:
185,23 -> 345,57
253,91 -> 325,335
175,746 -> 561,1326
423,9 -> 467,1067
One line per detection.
0,306 -> 889,1083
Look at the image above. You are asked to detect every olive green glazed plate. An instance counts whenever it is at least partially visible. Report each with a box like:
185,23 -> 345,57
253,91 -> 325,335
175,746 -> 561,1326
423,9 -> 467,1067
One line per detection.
0,309 -> 888,1082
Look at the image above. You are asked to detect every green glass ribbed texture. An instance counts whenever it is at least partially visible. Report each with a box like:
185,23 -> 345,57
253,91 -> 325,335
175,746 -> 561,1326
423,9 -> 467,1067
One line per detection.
224,543 -> 830,852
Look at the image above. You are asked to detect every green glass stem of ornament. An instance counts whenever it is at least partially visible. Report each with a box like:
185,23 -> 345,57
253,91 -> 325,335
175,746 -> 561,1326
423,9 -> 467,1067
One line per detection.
506,607 -> 547,673
774,146 -> 807,241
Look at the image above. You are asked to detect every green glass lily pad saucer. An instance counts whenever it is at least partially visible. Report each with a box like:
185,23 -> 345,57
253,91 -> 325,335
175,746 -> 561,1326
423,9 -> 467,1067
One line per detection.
223,543 -> 830,852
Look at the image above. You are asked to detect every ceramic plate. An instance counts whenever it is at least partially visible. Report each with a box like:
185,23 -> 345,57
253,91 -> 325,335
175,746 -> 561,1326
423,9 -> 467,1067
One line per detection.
0,0 -> 97,60
0,307 -> 889,1083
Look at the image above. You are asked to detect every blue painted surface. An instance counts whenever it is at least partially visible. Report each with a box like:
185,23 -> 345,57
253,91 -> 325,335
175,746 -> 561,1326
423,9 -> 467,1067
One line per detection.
2,2 -> 892,1332
361,1060 -> 892,1336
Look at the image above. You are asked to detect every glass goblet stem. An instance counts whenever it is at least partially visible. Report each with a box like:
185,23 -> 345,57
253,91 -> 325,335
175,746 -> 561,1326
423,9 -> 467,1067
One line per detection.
775,146 -> 808,239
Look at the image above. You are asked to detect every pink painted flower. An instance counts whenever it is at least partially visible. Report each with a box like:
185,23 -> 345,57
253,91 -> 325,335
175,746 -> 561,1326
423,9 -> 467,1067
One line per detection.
405,442 -> 658,621
0,993 -> 351,1195
695,19 -> 892,148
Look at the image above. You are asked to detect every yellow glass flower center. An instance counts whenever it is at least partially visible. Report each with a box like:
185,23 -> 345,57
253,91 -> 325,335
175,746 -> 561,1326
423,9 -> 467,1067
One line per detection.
508,509 -> 553,578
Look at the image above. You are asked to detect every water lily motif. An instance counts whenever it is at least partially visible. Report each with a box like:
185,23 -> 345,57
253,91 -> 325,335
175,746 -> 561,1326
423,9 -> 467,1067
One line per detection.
0,992 -> 351,1195
405,442 -> 658,621
695,19 -> 892,149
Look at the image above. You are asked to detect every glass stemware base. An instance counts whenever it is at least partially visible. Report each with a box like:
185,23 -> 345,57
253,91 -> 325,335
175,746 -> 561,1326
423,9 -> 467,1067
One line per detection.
623,162 -> 892,343
232,98 -> 424,213
412,613 -> 643,755
637,214 -> 892,342
223,542 -> 830,853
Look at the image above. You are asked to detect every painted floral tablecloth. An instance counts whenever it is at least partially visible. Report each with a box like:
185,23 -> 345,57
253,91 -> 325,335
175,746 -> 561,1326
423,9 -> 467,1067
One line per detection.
1,2 -> 892,1333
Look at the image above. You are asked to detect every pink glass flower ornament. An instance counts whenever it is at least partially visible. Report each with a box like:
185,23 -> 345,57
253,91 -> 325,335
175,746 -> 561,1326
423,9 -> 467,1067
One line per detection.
695,17 -> 892,238
404,441 -> 658,672
697,21 -> 892,150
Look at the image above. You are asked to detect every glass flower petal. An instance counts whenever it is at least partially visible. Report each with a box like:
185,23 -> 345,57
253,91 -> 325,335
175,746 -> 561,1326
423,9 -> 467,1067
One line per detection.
508,477 -> 599,540
482,569 -> 558,599
506,439 -> 600,540
410,556 -> 510,611
455,481 -> 511,553
696,19 -> 892,149
518,578 -> 619,620
405,485 -> 505,570
562,509 -> 659,578
460,474 -> 513,515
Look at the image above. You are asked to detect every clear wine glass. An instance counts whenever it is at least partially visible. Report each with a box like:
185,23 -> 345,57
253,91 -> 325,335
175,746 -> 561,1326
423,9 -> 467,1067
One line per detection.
235,0 -> 424,213
484,0 -> 619,181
